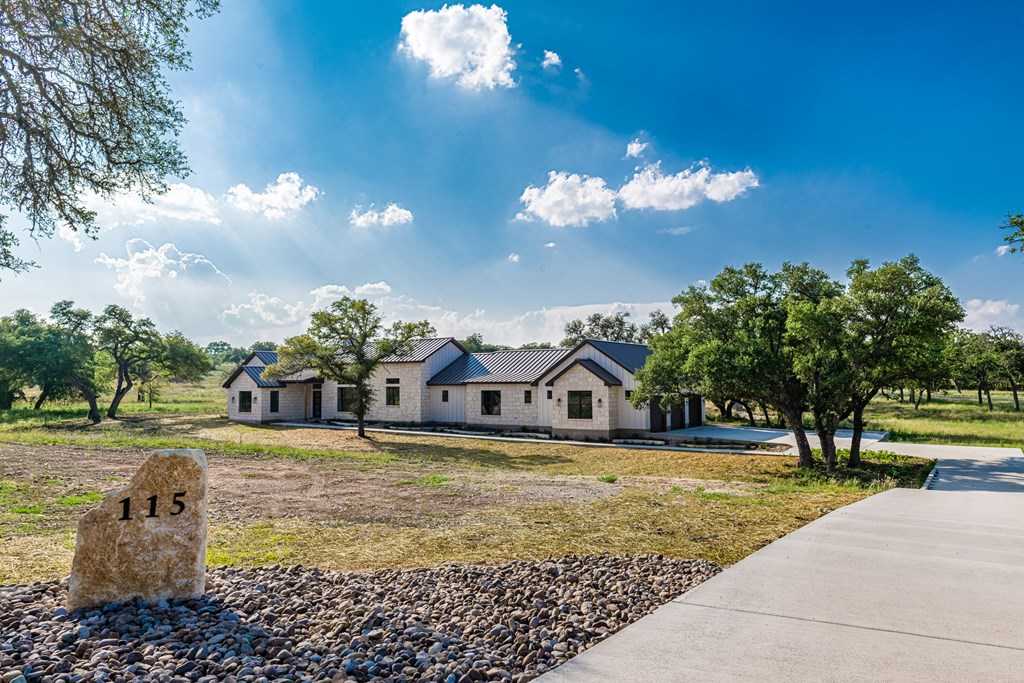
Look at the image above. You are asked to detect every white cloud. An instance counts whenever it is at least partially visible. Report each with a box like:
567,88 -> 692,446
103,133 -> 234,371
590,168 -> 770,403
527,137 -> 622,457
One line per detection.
658,226 -> 696,236
544,241 -> 557,248
398,4 -> 516,91
226,172 -> 320,220
58,224 -> 84,252
996,245 -> 1012,256
541,50 -> 561,70
618,162 -> 759,211
95,239 -> 229,307
964,298 -> 1022,331
349,203 -> 414,229
354,281 -> 393,298
222,292 -> 311,328
507,252 -> 520,263
83,183 -> 221,228
625,138 -> 648,158
516,171 -> 617,227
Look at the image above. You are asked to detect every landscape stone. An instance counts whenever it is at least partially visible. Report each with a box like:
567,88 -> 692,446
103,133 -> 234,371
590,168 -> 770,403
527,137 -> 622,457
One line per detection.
67,449 -> 209,611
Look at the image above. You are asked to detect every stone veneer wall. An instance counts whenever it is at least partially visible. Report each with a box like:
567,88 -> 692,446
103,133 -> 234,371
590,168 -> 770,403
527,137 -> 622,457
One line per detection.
549,364 -> 614,438
462,383 -> 542,429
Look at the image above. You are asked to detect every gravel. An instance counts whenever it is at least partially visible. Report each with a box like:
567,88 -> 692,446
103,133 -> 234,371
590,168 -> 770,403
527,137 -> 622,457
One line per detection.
0,555 -> 719,682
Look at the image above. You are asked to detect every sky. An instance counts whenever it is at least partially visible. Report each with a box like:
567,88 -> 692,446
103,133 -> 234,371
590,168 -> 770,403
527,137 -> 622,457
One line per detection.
2,1 -> 1023,345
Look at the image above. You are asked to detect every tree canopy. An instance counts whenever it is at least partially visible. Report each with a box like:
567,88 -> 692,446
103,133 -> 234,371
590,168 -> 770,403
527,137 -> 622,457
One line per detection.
1002,213 -> 1024,255
0,0 -> 217,274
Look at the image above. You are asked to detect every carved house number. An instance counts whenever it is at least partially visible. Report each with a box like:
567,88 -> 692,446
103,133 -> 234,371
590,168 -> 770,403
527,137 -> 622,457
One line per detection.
118,492 -> 187,521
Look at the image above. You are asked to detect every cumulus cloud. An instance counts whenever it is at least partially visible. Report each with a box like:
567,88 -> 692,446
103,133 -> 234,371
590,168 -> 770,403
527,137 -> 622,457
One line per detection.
996,245 -> 1012,256
541,50 -> 561,70
398,3 -> 516,90
57,224 -> 84,252
223,281 -> 399,331
507,252 -> 520,263
226,172 -> 320,220
95,239 -> 229,307
82,183 -> 221,229
964,298 -> 1023,331
618,162 -> 759,211
516,171 -> 617,227
349,203 -> 414,229
625,138 -> 648,158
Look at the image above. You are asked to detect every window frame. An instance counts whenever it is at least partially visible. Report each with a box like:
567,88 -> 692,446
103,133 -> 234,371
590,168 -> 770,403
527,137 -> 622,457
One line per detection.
338,386 -> 359,413
385,377 -> 400,385
441,389 -> 449,403
269,390 -> 279,413
547,390 -> 553,400
567,390 -> 593,420
524,389 -> 532,404
386,386 -> 401,406
481,390 -> 501,416
238,390 -> 253,413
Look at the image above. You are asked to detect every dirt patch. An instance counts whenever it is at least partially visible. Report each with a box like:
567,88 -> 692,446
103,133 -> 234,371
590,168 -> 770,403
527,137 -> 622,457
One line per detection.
0,443 -> 622,532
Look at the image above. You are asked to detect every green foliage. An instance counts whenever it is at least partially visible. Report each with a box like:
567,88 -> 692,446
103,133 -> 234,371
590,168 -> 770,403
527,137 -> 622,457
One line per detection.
163,331 -> 214,382
93,305 -> 164,418
1001,213 -> 1024,255
597,473 -> 618,484
0,0 -> 218,274
205,341 -> 249,364
266,297 -> 434,436
459,333 -> 508,353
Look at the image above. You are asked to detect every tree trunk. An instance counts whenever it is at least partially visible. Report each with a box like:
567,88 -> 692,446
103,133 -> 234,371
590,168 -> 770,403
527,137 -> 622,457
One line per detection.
986,389 -> 994,411
107,368 -> 132,419
0,387 -> 12,410
899,387 -> 904,402
848,404 -> 865,468
782,407 -> 814,468
82,387 -> 102,424
1012,385 -> 1021,412
759,401 -> 772,428
977,386 -> 983,405
926,387 -> 932,403
33,387 -> 49,410
913,390 -> 924,410
737,401 -> 756,426
818,429 -> 838,472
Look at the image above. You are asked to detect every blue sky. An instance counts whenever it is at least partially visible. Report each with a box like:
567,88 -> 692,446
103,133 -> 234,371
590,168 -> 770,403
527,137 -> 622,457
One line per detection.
4,1 -> 1022,344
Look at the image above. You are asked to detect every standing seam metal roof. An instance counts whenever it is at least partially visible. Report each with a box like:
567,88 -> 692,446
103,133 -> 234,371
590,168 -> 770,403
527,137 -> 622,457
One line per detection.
427,347 -> 572,385
242,365 -> 285,388
584,339 -> 652,374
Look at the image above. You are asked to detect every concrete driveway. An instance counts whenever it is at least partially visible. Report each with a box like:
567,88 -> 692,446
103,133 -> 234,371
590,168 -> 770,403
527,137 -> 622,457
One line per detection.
670,424 -> 888,450
542,440 -> 1024,681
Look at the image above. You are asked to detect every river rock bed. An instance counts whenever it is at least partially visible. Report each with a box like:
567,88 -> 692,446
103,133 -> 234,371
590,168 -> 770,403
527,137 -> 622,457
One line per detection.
1,555 -> 719,682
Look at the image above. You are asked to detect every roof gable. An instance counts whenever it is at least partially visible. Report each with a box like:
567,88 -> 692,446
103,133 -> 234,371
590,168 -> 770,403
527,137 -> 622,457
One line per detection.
581,339 -> 651,374
545,358 -> 622,386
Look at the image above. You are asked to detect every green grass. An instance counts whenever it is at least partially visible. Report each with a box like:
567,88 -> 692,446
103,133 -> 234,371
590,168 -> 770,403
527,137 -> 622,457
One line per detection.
397,474 -> 451,487
861,391 -> 1023,448
597,474 -> 618,484
56,491 -> 104,507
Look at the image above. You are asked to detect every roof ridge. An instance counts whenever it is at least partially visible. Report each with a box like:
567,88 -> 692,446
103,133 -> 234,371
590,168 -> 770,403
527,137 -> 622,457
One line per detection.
471,347 -> 568,355
585,337 -> 648,346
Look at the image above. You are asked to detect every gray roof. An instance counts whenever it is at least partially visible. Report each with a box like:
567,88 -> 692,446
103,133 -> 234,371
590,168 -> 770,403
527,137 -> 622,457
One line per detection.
242,365 -> 285,388
428,347 -> 572,385
381,337 -> 463,363
545,358 -> 622,386
253,350 -> 279,365
585,339 -> 652,374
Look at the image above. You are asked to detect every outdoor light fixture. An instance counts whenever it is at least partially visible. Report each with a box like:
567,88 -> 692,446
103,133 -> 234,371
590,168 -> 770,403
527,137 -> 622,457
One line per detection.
598,398 -> 603,405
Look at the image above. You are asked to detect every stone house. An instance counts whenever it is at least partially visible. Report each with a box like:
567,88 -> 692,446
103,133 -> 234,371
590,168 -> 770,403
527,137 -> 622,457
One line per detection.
222,338 -> 704,439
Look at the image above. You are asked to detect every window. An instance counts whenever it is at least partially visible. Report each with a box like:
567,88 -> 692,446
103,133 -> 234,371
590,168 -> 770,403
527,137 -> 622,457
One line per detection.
338,386 -> 359,412
567,391 -> 593,419
625,390 -> 633,400
269,390 -> 279,413
524,390 -> 532,404
386,377 -> 400,385
386,386 -> 401,406
442,389 -> 449,403
238,391 -> 252,413
481,390 -> 501,416
547,390 -> 553,400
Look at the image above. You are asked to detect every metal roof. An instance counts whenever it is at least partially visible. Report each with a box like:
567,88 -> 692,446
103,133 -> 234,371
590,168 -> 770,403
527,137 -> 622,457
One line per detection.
545,358 -> 622,386
253,350 -> 279,365
584,339 -> 652,374
242,365 -> 285,388
380,337 -> 463,363
428,347 -> 572,385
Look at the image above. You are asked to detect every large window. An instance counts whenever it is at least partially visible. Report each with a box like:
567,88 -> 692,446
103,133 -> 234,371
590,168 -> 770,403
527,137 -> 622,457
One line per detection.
269,390 -> 279,413
481,390 -> 501,416
386,386 -> 401,406
338,386 -> 359,412
442,390 -> 449,403
238,391 -> 252,413
524,390 -> 532,404
567,391 -> 593,419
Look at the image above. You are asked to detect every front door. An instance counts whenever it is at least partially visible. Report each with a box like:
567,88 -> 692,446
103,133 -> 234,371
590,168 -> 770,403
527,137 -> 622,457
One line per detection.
312,384 -> 322,420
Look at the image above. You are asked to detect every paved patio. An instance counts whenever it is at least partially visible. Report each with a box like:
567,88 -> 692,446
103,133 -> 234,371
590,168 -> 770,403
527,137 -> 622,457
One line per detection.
542,440 -> 1024,681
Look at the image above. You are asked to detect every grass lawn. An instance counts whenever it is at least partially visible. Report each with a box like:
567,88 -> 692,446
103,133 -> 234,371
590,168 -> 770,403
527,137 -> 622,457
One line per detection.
862,391 -> 1024,448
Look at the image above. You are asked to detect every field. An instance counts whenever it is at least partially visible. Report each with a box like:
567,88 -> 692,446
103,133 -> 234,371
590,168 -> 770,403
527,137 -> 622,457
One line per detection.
862,391 -> 1023,448
0,372 -> 933,584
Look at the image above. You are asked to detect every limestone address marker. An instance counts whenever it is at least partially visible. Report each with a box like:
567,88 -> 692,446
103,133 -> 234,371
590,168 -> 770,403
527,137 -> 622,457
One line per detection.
67,449 -> 209,611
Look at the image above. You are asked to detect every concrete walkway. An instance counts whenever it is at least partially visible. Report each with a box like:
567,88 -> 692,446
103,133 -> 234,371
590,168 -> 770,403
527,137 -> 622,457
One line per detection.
668,424 -> 889,450
542,441 -> 1024,681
